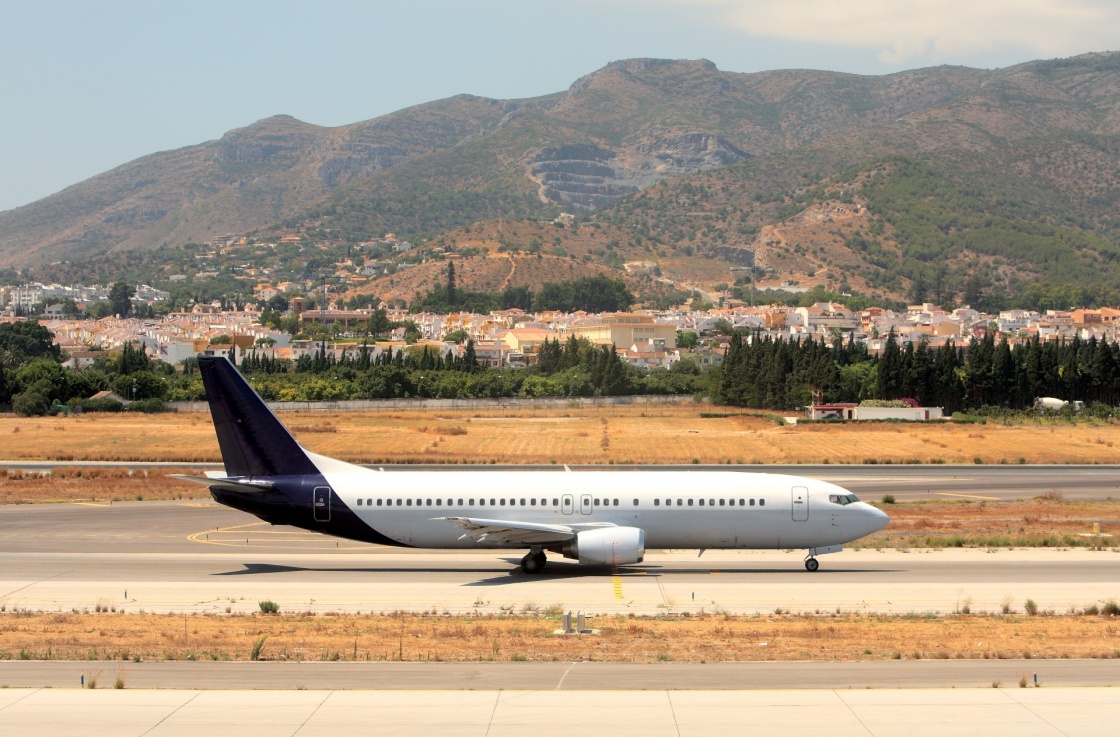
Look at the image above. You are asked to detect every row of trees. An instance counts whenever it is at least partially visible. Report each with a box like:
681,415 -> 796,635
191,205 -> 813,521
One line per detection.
720,330 -> 1120,413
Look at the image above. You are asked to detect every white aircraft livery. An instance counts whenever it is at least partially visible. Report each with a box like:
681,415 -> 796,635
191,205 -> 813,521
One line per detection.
177,356 -> 889,573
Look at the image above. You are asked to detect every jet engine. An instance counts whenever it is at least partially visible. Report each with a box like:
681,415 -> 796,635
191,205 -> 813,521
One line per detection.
561,527 -> 645,565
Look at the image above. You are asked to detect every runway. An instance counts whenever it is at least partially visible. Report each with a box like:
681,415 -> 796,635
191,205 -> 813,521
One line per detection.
4,461 -> 1120,501
2,659 -> 1118,690
1,500 -> 1117,616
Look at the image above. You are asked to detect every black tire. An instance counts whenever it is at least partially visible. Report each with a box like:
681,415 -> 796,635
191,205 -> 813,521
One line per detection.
521,553 -> 544,574
805,558 -> 820,572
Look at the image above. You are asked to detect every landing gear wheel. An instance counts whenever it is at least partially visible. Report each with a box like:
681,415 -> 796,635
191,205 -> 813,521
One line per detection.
805,557 -> 820,572
520,551 -> 547,574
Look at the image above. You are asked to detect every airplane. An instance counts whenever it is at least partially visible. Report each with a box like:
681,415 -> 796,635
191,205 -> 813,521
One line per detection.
175,356 -> 889,573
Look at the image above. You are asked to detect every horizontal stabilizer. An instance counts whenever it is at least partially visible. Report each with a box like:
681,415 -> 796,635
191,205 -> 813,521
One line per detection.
169,474 -> 274,494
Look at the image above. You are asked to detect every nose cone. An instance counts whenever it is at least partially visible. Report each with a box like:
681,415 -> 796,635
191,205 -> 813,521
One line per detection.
863,505 -> 890,536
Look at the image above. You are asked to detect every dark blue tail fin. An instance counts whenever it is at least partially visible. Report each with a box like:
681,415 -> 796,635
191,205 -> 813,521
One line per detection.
197,356 -> 318,477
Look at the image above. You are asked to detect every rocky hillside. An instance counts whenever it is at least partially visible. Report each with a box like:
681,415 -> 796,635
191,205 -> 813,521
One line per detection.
0,56 -> 1022,267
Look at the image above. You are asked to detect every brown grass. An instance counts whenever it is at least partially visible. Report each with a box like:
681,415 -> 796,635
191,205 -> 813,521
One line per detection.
0,468 -> 204,504
858,498 -> 1120,549
2,611 -> 1117,663
2,407 -> 1120,466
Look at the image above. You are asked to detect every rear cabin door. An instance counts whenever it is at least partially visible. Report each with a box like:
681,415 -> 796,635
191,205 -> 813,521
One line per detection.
313,486 -> 332,522
791,486 -> 809,522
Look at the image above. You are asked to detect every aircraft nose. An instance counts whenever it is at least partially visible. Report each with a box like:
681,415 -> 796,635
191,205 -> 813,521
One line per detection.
864,505 -> 890,534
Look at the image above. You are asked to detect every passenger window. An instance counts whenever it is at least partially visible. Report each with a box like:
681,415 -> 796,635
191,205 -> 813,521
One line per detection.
491,499 -> 496,506
728,499 -> 735,506
709,499 -> 715,506
633,499 -> 639,506
613,499 -> 619,506
407,500 -> 412,507
426,499 -> 432,506
357,499 -> 362,506
377,499 -> 382,507
500,499 -> 506,506
687,499 -> 694,506
719,499 -> 725,506
677,499 -> 683,506
594,499 -> 600,506
458,499 -> 463,506
436,499 -> 442,506
749,499 -> 755,506
699,499 -> 705,506
760,499 -> 766,507
542,499 -> 547,506
552,498 -> 559,506
531,499 -> 537,506
654,499 -> 660,506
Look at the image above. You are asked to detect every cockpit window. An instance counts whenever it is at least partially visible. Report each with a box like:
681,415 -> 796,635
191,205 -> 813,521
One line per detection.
828,493 -> 861,505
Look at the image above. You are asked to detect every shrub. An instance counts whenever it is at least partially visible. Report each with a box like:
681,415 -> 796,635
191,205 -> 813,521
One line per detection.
882,494 -> 896,504
1024,598 -> 1039,616
1103,600 -> 1120,617
71,397 -> 123,413
12,391 -> 50,417
258,600 -> 279,614
250,635 -> 268,661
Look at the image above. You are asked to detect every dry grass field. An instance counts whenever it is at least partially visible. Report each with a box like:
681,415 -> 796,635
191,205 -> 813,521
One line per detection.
2,610 -> 1117,665
2,405 -> 1120,466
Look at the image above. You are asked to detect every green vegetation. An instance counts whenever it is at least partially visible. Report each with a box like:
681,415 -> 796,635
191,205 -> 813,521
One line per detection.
720,329 -> 1120,412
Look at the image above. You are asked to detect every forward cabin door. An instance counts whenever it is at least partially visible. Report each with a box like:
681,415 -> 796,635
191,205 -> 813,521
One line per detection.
313,486 -> 332,522
791,486 -> 809,522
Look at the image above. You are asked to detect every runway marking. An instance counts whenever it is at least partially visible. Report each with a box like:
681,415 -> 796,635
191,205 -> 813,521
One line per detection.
611,568 -> 624,600
73,502 -> 111,507
935,492 -> 1001,501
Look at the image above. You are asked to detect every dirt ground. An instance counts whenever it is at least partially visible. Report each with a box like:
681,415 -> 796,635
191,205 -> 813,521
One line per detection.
2,406 -> 1119,466
1,611 -> 1116,665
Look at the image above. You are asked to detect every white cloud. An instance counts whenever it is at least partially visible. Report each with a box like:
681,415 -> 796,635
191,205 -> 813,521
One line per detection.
667,0 -> 1119,65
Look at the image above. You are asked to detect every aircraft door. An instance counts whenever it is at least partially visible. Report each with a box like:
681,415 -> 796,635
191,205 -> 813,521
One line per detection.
580,494 -> 593,515
791,486 -> 808,522
562,494 -> 574,515
313,486 -> 332,522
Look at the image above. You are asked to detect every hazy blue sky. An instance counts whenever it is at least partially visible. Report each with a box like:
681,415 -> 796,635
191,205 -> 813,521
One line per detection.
2,0 -> 1116,212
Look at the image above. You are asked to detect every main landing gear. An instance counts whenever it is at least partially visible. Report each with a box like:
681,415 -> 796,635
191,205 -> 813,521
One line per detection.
520,549 -> 547,574
804,556 -> 820,572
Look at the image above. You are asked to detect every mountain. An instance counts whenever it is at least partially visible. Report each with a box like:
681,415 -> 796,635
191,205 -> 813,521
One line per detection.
4,52 -> 1120,308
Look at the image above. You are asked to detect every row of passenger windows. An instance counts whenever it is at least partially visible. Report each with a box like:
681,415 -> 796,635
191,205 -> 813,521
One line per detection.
354,497 -> 765,508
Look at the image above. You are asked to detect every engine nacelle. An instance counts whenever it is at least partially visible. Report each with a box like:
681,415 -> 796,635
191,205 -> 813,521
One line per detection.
561,527 -> 645,566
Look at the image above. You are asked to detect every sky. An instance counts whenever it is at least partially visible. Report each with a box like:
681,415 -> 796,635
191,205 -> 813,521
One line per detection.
2,0 -> 1117,213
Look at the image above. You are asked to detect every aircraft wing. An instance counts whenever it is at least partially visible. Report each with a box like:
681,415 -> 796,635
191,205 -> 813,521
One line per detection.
435,517 -> 581,546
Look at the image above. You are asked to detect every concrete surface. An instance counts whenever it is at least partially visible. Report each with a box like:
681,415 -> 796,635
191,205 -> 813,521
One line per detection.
0,687 -> 1115,736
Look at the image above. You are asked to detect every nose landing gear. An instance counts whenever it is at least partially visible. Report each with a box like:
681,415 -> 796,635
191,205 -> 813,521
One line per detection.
520,549 -> 547,574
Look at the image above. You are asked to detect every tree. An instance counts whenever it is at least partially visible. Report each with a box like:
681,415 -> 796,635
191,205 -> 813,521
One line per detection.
109,282 -> 136,318
675,330 -> 699,349
0,322 -> 62,365
445,261 -> 458,307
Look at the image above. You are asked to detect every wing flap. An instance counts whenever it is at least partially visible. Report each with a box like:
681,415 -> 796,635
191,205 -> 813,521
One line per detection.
435,517 -> 577,546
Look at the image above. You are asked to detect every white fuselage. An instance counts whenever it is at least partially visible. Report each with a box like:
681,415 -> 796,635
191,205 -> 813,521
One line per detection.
308,453 -> 888,551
